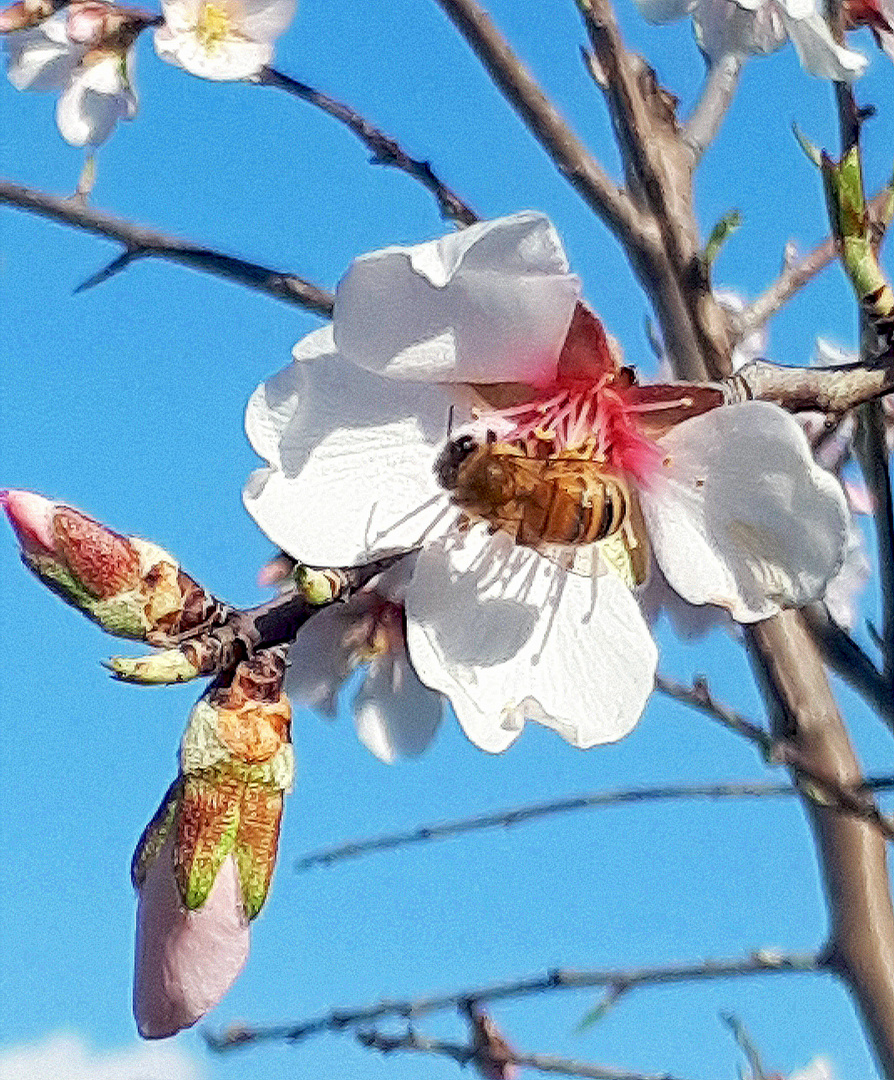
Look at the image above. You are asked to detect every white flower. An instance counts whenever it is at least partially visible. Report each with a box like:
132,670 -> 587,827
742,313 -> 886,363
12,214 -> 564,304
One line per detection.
4,5 -> 138,145
635,0 -> 868,80
154,0 -> 295,80
243,213 -> 849,752
788,1057 -> 836,1080
287,556 -> 446,762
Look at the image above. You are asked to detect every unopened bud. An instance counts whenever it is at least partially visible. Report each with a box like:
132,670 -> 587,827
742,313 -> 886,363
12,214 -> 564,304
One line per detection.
296,565 -> 345,605
2,489 -> 211,640
133,650 -> 292,1038
105,649 -> 200,685
0,0 -> 55,32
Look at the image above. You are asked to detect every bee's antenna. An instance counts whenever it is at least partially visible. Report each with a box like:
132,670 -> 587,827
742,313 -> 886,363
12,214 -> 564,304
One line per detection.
446,404 -> 455,439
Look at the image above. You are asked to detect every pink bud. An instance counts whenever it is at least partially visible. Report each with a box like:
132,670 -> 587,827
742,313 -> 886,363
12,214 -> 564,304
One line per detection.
134,835 -> 250,1039
66,0 -> 112,43
1,489 -> 58,556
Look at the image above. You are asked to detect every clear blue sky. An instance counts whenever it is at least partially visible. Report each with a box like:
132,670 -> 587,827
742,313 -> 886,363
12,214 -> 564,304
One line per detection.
1,1 -> 892,1078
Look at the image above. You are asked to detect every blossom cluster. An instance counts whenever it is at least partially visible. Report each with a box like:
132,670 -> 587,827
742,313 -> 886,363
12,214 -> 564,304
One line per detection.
0,0 -> 295,145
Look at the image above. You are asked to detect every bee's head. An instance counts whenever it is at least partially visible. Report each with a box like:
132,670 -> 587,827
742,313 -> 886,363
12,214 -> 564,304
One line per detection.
434,434 -> 479,491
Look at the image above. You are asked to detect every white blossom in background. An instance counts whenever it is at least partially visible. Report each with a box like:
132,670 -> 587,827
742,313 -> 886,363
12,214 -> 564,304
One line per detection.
788,1056 -> 836,1080
154,0 -> 295,80
634,0 -> 867,81
286,556 -> 446,762
2,3 -> 140,145
243,213 -> 849,755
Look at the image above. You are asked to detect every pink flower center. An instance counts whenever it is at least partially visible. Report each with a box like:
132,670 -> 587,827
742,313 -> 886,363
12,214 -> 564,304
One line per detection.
346,597 -> 406,663
476,376 -> 666,484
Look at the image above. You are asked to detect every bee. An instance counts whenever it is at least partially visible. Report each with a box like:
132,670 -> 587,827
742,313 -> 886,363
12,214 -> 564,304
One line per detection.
435,434 -> 629,549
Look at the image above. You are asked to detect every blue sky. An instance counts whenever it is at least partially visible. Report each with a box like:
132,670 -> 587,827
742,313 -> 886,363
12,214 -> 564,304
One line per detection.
1,1 -> 892,1078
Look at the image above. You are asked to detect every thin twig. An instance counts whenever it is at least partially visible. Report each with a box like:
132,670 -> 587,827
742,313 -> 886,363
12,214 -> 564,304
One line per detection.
802,602 -> 894,729
256,67 -> 478,226
430,0 -> 653,249
205,950 -> 826,1051
294,775 -> 894,871
682,55 -> 743,164
357,1028 -> 696,1080
655,674 -> 894,840
0,178 -> 335,316
735,191 -> 892,340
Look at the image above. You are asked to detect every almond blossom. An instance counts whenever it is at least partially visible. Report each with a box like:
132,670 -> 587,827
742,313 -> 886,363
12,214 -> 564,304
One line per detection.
153,0 -> 295,80
2,2 -> 144,145
286,556 -> 446,762
634,0 -> 868,81
243,213 -> 849,754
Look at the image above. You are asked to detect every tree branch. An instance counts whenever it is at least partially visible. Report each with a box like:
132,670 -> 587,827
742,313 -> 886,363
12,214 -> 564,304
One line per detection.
295,775 -> 894,871
655,674 -> 894,841
0,178 -> 335,316
746,611 -> 894,1078
205,949 -> 827,1051
722,356 -> 894,414
255,67 -> 478,227
430,0 -> 653,249
855,400 -> 894,684
735,191 -> 892,341
801,602 -> 894,728
682,54 -> 743,164
356,1027 -> 697,1080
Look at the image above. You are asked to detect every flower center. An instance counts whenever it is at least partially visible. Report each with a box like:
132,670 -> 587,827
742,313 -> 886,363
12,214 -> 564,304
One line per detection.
475,378 -> 663,482
347,599 -> 406,664
195,3 -> 232,49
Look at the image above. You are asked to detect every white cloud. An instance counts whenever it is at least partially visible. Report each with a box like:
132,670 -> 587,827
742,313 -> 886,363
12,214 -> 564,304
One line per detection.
0,1032 -> 206,1080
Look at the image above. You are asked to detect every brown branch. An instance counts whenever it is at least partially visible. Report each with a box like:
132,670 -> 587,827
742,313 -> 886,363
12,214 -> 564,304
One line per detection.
205,949 -> 826,1051
735,191 -> 892,340
0,178 -> 335,316
655,674 -> 894,841
746,611 -> 894,1078
802,602 -> 894,729
722,356 -> 894,414
856,399 -> 894,685
356,1028 -> 696,1080
295,775 -> 894,871
256,67 -> 478,227
430,0 -> 653,249
575,0 -> 734,381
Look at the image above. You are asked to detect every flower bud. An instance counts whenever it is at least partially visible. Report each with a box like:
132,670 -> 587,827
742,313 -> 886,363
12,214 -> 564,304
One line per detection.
105,649 -> 200,685
2,489 -> 210,640
132,651 -> 292,1038
0,0 -> 55,32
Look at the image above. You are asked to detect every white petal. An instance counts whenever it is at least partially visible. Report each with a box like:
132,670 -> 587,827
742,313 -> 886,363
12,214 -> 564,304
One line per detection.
633,0 -> 698,22
781,10 -> 868,79
405,531 -> 656,752
354,655 -> 444,762
789,1058 -> 835,1080
286,602 -> 360,718
134,840 -> 249,1039
641,402 -> 849,622
694,0 -> 787,59
239,0 -> 297,42
333,213 -> 580,385
823,519 -> 870,631
56,55 -> 135,147
153,28 -> 272,79
5,25 -> 81,90
243,340 -> 466,565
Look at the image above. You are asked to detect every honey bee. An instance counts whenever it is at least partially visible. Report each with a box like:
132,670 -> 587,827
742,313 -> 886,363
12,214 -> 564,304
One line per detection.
435,434 -> 629,549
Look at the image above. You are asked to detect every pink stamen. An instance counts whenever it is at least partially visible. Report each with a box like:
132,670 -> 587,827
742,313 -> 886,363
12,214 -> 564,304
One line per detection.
475,381 -> 663,482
